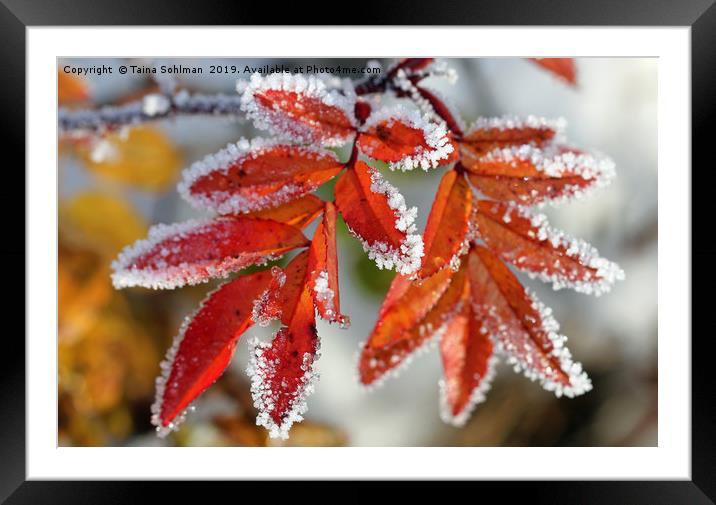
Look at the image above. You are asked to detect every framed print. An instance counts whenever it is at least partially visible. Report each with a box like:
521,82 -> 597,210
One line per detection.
3,0 -> 713,502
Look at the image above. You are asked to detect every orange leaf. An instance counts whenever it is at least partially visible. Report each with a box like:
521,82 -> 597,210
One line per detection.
179,139 -> 343,214
371,268 -> 454,348
460,116 -> 562,160
468,245 -> 590,397
308,203 -> 348,326
357,107 -> 455,170
466,170 -> 598,207
411,262 -> 470,341
530,58 -> 577,85
359,261 -> 479,389
334,161 -> 423,275
439,303 -> 495,425
58,69 -> 90,104
111,217 -> 308,290
462,129 -> 615,206
151,269 -> 275,435
418,170 -> 473,279
246,194 -> 325,229
247,251 -> 320,439
358,267 -> 454,385
473,200 -> 623,295
241,73 -> 356,146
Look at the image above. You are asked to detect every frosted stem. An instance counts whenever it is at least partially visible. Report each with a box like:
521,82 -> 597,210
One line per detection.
59,90 -> 244,135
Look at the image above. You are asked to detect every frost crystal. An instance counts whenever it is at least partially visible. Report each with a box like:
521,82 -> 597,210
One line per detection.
239,72 -> 357,147
313,271 -> 336,320
246,337 -> 320,440
142,93 -> 172,117
361,105 -> 455,171
389,58 -> 458,85
354,167 -> 424,275
423,59 -> 459,84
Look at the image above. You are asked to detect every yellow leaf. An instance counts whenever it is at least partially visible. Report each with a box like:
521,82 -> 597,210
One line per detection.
61,191 -> 147,256
58,261 -> 111,343
79,126 -> 183,191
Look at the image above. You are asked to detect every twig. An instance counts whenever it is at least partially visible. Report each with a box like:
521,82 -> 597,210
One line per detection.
59,90 -> 244,135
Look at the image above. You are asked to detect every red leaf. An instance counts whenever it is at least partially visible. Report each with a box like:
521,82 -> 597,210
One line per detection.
468,245 -> 591,397
473,200 -> 624,295
358,267 -> 454,385
245,194 -> 325,229
359,261 -> 475,388
307,202 -> 348,326
251,250 -> 310,327
179,139 -> 343,214
462,125 -> 616,206
530,58 -> 577,85
240,73 -> 357,146
247,251 -> 320,439
411,261 -> 470,342
466,170 -> 598,207
334,160 -> 423,275
151,269 -> 275,435
460,116 -> 562,159
439,303 -> 495,426
111,216 -> 308,289
357,107 -> 456,170
418,170 -> 473,279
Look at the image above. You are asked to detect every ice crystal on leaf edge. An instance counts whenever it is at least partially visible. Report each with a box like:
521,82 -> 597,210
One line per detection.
177,137 -> 339,215
505,205 -> 625,296
361,104 -> 455,172
239,72 -> 357,147
246,337 -> 321,440
354,167 -> 424,275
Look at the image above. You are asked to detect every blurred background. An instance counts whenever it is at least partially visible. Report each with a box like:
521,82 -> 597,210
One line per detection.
57,58 -> 657,447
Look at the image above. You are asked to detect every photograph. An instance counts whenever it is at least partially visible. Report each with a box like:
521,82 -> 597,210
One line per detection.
5,6 -> 707,498
56,57 -> 656,448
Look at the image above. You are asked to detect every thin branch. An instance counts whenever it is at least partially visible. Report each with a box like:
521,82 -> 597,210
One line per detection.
355,59 -> 464,137
58,90 -> 244,135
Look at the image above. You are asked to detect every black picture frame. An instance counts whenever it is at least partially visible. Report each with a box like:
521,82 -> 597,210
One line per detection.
3,0 -> 711,502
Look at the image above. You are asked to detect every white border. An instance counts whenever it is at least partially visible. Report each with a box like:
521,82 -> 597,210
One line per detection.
29,27 -> 689,479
